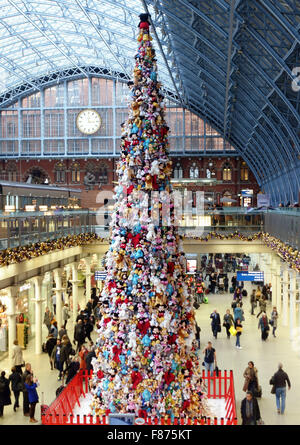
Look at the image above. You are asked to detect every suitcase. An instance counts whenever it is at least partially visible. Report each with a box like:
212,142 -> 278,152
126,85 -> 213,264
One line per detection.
230,287 -> 234,293
40,392 -> 49,417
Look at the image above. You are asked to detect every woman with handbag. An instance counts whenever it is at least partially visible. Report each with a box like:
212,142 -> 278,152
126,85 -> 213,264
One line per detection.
223,309 -> 234,339
235,318 -> 243,349
258,313 -> 270,341
243,361 -> 259,394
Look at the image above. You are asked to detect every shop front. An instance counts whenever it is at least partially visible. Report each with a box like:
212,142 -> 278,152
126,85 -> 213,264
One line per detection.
0,291 -> 8,358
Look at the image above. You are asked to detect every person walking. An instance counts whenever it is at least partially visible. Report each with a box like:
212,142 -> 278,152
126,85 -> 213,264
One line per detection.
234,318 -> 243,349
250,289 -> 256,315
83,318 -> 93,342
43,307 -> 54,334
195,322 -> 201,349
78,345 -> 88,370
223,309 -> 234,339
243,361 -> 259,394
21,363 -> 33,417
256,296 -> 267,318
258,313 -> 270,341
60,335 -> 73,376
73,319 -> 85,352
255,286 -> 262,303
9,366 -> 23,411
233,303 -> 244,323
11,339 -> 24,374
241,391 -> 261,425
224,275 -> 229,293
202,341 -> 217,376
24,374 -> 39,423
270,306 -> 279,337
210,309 -> 221,339
270,363 -> 291,414
0,371 -> 11,417
62,304 -> 71,330
50,320 -> 58,339
45,333 -> 57,370
51,338 -> 63,381
52,293 -> 57,315
85,347 -> 96,373
58,325 -> 67,341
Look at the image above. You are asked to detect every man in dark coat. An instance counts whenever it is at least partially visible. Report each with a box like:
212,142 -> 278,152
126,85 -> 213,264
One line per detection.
83,318 -> 93,342
73,319 -> 85,352
241,391 -> 261,425
0,371 -> 11,417
210,309 -> 221,339
45,334 -> 57,370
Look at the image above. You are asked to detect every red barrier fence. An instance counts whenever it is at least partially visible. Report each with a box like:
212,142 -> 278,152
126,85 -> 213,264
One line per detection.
41,369 -> 237,425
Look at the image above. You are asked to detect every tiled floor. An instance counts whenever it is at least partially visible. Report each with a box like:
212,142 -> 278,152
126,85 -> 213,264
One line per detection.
0,282 -> 299,426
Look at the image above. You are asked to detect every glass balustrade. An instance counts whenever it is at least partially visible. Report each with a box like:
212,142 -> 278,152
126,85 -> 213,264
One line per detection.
0,208 -> 298,250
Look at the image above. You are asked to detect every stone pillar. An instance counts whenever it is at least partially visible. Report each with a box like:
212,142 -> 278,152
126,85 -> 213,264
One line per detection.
289,269 -> 297,341
270,254 -> 281,309
53,268 -> 64,330
6,286 -> 18,363
71,262 -> 80,324
282,267 -> 289,327
33,276 -> 44,355
85,257 -> 92,305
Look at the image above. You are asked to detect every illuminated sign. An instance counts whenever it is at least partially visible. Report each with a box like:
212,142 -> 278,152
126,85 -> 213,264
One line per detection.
237,271 -> 264,282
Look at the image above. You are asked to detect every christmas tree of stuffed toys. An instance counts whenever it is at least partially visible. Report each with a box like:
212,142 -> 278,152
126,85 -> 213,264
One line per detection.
90,13 -> 209,422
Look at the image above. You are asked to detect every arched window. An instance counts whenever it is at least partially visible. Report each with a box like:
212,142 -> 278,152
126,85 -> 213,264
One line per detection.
54,161 -> 66,183
6,161 -> 18,182
24,166 -> 49,184
206,161 -> 215,179
222,162 -> 232,181
173,162 -> 183,179
189,162 -> 199,179
241,161 -> 249,181
71,162 -> 81,183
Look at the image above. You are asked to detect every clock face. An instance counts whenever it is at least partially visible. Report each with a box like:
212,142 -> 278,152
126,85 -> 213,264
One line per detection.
76,109 -> 102,135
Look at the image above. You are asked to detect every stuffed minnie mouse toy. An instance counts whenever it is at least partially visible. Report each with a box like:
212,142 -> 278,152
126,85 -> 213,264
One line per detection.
138,13 -> 150,30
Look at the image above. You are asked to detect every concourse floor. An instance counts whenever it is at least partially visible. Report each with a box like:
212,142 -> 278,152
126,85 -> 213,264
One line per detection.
0,285 -> 299,426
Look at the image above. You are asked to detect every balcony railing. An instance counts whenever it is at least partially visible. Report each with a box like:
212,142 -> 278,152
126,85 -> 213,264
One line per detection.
0,207 -> 298,250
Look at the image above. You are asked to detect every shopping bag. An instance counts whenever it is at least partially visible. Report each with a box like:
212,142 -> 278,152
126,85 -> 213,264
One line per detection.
229,325 -> 237,336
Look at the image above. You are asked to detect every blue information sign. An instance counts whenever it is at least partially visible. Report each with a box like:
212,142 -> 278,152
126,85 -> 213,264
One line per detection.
237,271 -> 264,282
94,271 -> 107,281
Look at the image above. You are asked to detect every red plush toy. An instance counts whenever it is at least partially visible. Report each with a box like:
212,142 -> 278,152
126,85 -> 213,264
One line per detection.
138,13 -> 150,30
131,370 -> 143,390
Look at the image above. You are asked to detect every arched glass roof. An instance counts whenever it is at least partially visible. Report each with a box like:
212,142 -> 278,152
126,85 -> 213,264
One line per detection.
0,0 -> 299,204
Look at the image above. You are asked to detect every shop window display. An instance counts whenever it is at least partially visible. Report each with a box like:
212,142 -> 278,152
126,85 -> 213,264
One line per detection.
0,294 -> 8,354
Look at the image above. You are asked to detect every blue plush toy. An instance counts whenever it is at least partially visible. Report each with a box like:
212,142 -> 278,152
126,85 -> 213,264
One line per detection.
133,222 -> 142,234
109,401 -> 116,413
134,248 -> 144,259
142,389 -> 151,402
141,334 -> 151,347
